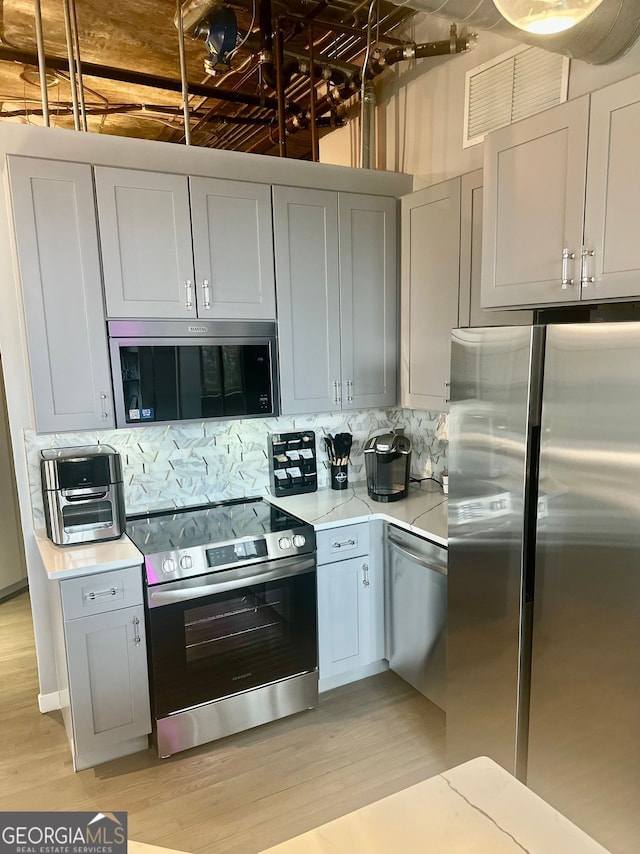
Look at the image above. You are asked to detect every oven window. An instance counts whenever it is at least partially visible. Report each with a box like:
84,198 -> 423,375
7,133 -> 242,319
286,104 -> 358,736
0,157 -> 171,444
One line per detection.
62,501 -> 114,531
147,571 -> 317,718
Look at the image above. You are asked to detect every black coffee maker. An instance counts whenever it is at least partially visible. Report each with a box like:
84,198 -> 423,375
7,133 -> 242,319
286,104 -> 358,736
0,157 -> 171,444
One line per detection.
364,431 -> 412,502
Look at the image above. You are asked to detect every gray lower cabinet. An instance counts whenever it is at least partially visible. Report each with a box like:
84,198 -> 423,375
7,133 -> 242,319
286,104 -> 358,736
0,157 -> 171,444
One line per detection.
95,167 -> 276,320
53,564 -> 151,771
8,156 -> 114,432
273,186 -> 397,415
316,522 -> 385,692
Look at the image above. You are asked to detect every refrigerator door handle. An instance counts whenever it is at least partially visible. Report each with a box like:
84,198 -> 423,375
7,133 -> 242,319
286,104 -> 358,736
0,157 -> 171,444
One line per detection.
387,535 -> 447,576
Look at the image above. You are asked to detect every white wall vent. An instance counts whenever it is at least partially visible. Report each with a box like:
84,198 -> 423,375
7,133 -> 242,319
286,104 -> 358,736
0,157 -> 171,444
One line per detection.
463,45 -> 569,148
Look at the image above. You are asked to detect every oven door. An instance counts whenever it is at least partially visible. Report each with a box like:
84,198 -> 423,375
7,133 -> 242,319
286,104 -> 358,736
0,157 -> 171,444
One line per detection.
145,555 -> 317,718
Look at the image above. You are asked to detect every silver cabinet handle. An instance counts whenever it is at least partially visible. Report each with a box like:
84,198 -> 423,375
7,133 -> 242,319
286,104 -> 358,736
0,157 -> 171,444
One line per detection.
581,247 -> 595,287
346,379 -> 353,403
561,248 -> 576,289
133,616 -> 141,645
85,587 -> 119,602
332,538 -> 356,549
362,562 -> 370,588
201,279 -> 211,309
333,380 -> 341,405
444,380 -> 450,404
185,280 -> 193,309
100,392 -> 109,420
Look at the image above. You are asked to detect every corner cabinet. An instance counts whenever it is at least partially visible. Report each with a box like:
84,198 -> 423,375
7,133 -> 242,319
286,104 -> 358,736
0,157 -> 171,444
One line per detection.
51,564 -> 151,771
94,167 -> 276,320
8,157 -> 114,432
273,186 -> 397,415
402,172 -> 532,411
482,72 -> 640,308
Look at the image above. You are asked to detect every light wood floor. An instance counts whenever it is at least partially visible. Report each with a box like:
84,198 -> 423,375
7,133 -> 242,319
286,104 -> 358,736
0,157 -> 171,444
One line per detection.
0,591 -> 446,853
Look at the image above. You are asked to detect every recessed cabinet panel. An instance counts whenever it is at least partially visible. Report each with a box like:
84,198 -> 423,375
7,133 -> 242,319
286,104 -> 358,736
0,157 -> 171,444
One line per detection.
95,167 -> 195,319
190,177 -> 276,319
401,179 -> 460,411
482,96 -> 589,308
273,187 -> 341,414
8,157 -> 114,432
339,195 -> 397,409
585,77 -> 640,300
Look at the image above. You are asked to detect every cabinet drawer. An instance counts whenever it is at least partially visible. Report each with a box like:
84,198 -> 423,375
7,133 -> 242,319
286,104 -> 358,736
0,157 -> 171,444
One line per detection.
61,564 -> 143,621
317,523 -> 369,564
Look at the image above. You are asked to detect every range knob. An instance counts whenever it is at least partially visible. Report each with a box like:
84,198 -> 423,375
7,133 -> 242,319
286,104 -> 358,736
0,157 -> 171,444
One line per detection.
278,536 -> 292,550
292,534 -> 306,548
162,557 -> 177,575
179,555 -> 193,570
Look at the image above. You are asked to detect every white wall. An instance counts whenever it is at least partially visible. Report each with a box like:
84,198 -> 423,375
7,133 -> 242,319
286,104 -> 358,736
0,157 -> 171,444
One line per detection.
320,12 -> 640,188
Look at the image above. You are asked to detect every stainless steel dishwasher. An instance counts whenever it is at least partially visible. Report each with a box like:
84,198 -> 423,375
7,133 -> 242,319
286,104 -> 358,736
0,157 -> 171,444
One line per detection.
386,525 -> 447,710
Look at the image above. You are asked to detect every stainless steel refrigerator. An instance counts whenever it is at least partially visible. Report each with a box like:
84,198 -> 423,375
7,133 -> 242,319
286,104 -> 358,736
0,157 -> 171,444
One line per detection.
447,322 -> 640,854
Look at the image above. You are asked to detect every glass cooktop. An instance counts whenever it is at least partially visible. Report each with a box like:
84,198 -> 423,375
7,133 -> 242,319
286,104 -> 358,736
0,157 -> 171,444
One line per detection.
126,497 -> 307,556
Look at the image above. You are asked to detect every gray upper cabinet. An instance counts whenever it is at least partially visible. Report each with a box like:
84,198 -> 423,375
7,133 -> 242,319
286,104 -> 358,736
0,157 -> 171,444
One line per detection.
190,177 -> 276,319
458,170 -> 533,328
274,187 -> 397,415
583,74 -> 640,301
95,167 -> 195,319
338,194 -> 397,410
273,186 -> 342,414
95,168 -> 276,320
481,96 -> 589,309
8,157 -> 114,433
483,72 -> 640,309
401,178 -> 460,412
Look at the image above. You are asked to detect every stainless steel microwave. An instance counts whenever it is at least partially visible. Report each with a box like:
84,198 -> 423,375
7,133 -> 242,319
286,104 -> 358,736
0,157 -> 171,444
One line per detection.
108,320 -> 279,428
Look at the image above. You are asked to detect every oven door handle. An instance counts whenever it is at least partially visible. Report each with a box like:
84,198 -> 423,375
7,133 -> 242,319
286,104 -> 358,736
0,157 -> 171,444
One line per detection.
146,554 -> 316,608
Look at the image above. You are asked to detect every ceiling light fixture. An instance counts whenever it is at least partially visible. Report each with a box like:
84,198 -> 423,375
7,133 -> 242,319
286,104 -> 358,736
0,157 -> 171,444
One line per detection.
492,0 -> 606,34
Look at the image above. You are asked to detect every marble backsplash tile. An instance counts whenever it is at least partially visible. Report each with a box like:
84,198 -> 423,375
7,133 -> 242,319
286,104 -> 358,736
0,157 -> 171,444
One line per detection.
24,407 -> 448,526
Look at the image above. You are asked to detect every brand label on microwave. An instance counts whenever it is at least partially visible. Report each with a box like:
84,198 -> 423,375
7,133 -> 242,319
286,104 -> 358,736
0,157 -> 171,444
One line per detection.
188,325 -> 208,333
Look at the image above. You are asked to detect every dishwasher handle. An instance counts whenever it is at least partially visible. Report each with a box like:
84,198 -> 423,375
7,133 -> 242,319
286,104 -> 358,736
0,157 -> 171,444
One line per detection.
387,534 -> 447,576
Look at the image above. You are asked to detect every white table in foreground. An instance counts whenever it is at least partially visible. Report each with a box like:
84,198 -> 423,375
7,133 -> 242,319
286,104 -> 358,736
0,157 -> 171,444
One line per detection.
259,756 -> 611,854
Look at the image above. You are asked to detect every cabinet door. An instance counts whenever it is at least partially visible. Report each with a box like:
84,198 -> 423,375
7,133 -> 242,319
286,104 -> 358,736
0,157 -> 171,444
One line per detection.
459,171 -> 533,328
339,194 -> 397,409
64,604 -> 151,755
273,186 -> 341,415
584,75 -> 640,300
481,97 -> 589,309
8,157 -> 114,432
401,178 -> 460,412
190,177 -> 276,319
317,556 -> 378,680
94,167 -> 195,319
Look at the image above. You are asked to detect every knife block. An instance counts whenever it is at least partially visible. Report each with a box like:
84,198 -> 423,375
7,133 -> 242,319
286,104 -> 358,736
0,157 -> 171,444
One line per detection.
269,430 -> 317,496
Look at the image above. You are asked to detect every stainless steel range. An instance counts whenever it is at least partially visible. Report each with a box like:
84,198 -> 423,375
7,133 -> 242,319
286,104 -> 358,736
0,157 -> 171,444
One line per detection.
126,497 -> 317,758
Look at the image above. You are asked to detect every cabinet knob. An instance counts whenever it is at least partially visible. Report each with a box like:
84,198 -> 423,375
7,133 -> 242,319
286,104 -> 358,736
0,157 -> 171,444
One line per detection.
362,563 -> 370,588
185,280 -> 193,309
581,247 -> 595,287
346,379 -> 353,403
133,616 -> 141,645
100,392 -> 109,420
333,380 -> 341,405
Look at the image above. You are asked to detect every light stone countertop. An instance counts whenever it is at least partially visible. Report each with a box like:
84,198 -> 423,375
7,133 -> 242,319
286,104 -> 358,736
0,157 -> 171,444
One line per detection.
266,479 -> 447,546
259,756 -> 611,854
35,529 -> 143,580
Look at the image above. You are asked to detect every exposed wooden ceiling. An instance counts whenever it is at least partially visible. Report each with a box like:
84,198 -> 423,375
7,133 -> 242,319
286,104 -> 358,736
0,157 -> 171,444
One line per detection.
0,1 -> 416,159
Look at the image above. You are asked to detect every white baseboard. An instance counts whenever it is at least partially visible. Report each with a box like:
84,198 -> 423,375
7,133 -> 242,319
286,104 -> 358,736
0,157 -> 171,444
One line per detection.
38,691 -> 61,713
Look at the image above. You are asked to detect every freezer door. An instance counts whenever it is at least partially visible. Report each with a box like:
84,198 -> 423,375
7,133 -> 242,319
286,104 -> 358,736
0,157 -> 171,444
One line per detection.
447,325 -> 536,774
528,322 -> 640,854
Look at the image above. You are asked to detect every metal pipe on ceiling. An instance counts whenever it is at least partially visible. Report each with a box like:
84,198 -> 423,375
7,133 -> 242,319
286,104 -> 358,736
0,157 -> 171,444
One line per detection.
308,22 -> 319,162
273,23 -> 287,157
33,0 -> 49,127
0,46 -> 283,111
68,0 -> 87,130
176,0 -> 192,144
61,0 -> 80,130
